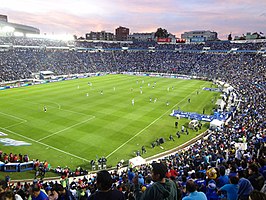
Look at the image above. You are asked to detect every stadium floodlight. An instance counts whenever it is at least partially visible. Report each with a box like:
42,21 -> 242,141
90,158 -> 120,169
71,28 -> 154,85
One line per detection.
14,32 -> 24,37
0,26 -> 15,33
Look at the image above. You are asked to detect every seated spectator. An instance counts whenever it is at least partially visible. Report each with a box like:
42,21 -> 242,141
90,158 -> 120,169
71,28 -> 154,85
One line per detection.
31,184 -> 48,200
55,184 -> 74,200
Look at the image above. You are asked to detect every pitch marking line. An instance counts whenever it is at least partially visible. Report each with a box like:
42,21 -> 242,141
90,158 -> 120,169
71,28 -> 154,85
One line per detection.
0,111 -> 28,129
106,82 -> 209,158
0,127 -> 90,162
37,116 -> 95,142
0,111 -> 27,122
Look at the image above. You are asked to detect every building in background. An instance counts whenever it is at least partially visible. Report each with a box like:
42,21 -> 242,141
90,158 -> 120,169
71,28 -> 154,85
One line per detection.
0,14 -> 40,36
234,32 -> 265,40
115,26 -> 129,41
85,31 -> 114,41
128,32 -> 155,42
181,30 -> 218,43
0,14 -> 8,22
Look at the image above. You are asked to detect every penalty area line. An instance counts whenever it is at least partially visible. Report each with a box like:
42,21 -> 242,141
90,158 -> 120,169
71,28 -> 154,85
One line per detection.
37,116 -> 96,142
0,127 -> 90,162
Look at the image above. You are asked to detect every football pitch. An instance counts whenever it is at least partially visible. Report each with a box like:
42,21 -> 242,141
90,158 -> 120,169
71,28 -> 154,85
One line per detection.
0,74 -> 219,171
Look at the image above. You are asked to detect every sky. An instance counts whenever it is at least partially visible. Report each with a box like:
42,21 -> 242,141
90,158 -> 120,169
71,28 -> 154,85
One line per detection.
1,0 -> 266,39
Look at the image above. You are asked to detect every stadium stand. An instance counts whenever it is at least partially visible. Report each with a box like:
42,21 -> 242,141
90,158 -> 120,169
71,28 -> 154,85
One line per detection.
0,37 -> 265,200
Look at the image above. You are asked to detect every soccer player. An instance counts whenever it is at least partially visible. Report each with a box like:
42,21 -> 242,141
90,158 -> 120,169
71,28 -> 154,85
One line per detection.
43,106 -> 47,112
132,99 -> 135,106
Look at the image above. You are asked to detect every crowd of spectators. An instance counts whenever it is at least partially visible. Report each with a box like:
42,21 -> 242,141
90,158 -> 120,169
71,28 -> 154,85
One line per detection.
0,36 -> 74,47
0,38 -> 265,199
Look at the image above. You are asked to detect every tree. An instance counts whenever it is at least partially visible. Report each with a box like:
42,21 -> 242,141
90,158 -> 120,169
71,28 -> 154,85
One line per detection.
154,28 -> 169,38
228,33 -> 232,41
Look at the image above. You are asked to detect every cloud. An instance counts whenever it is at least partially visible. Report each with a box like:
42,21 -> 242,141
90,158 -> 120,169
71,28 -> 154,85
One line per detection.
1,0 -> 265,39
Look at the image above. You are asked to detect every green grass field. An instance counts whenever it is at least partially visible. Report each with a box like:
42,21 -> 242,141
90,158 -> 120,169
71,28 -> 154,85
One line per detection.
0,74 -> 219,179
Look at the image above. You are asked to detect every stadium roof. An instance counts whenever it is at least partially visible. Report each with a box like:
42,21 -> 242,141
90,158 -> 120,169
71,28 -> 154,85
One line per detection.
0,20 -> 40,35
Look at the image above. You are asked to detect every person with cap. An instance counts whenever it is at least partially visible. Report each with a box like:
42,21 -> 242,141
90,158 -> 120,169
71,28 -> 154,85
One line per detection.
182,180 -> 207,200
133,162 -> 179,200
88,170 -> 125,200
236,169 -> 253,200
205,180 -> 219,200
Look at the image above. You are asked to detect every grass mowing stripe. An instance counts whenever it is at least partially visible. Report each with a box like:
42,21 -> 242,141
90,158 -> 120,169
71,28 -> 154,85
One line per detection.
0,75 -> 217,170
37,116 -> 95,142
106,81 -> 209,158
0,127 -> 91,162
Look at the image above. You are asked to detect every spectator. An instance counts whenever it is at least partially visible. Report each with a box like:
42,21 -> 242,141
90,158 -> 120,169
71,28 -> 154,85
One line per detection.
249,190 -> 266,200
31,184 -> 48,200
134,162 -> 179,200
55,184 -> 74,200
248,163 -> 265,191
219,176 -> 239,200
88,170 -> 125,200
182,180 -> 207,200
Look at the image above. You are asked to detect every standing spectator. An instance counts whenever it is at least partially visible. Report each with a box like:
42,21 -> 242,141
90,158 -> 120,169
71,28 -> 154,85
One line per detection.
134,162 -> 179,200
247,163 -> 265,191
88,170 -> 125,200
219,176 -> 239,200
216,166 -> 230,188
237,178 -> 254,200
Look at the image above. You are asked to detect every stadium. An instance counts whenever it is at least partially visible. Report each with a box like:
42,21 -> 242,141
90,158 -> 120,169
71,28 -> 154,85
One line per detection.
0,18 -> 266,200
